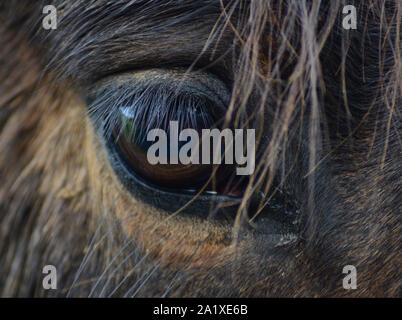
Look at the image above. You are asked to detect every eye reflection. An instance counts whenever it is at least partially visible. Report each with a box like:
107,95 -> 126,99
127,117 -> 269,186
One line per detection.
114,105 -> 215,189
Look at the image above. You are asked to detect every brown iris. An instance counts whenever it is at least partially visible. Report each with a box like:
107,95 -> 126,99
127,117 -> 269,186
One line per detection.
113,107 -> 215,190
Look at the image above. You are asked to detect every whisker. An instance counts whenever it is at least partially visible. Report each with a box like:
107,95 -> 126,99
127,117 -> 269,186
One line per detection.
106,235 -> 168,297
125,237 -> 185,298
161,236 -> 206,297
88,238 -> 135,297
66,199 -> 114,297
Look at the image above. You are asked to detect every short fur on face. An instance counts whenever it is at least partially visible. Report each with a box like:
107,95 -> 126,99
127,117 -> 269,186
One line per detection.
0,0 -> 400,297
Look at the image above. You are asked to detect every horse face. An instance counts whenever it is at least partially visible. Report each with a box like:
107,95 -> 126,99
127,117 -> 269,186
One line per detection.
0,0 -> 400,297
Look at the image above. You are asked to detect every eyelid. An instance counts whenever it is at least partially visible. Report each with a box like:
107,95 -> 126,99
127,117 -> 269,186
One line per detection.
86,68 -> 231,111
86,69 -> 231,141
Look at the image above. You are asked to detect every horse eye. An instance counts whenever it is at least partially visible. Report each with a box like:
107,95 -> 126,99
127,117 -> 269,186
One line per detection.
113,105 -> 215,191
88,70 -> 248,198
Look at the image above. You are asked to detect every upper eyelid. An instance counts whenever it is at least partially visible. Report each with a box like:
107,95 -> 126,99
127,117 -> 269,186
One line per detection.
86,69 -> 231,138
86,69 -> 231,106
45,1 -> 232,83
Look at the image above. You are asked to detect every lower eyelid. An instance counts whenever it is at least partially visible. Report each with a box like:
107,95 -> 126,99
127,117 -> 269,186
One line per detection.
103,128 -> 242,214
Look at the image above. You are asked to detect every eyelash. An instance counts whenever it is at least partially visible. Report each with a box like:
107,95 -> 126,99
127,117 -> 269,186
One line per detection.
87,83 -> 221,145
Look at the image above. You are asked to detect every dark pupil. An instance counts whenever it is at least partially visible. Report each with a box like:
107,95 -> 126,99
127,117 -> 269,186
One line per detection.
113,104 -> 215,191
